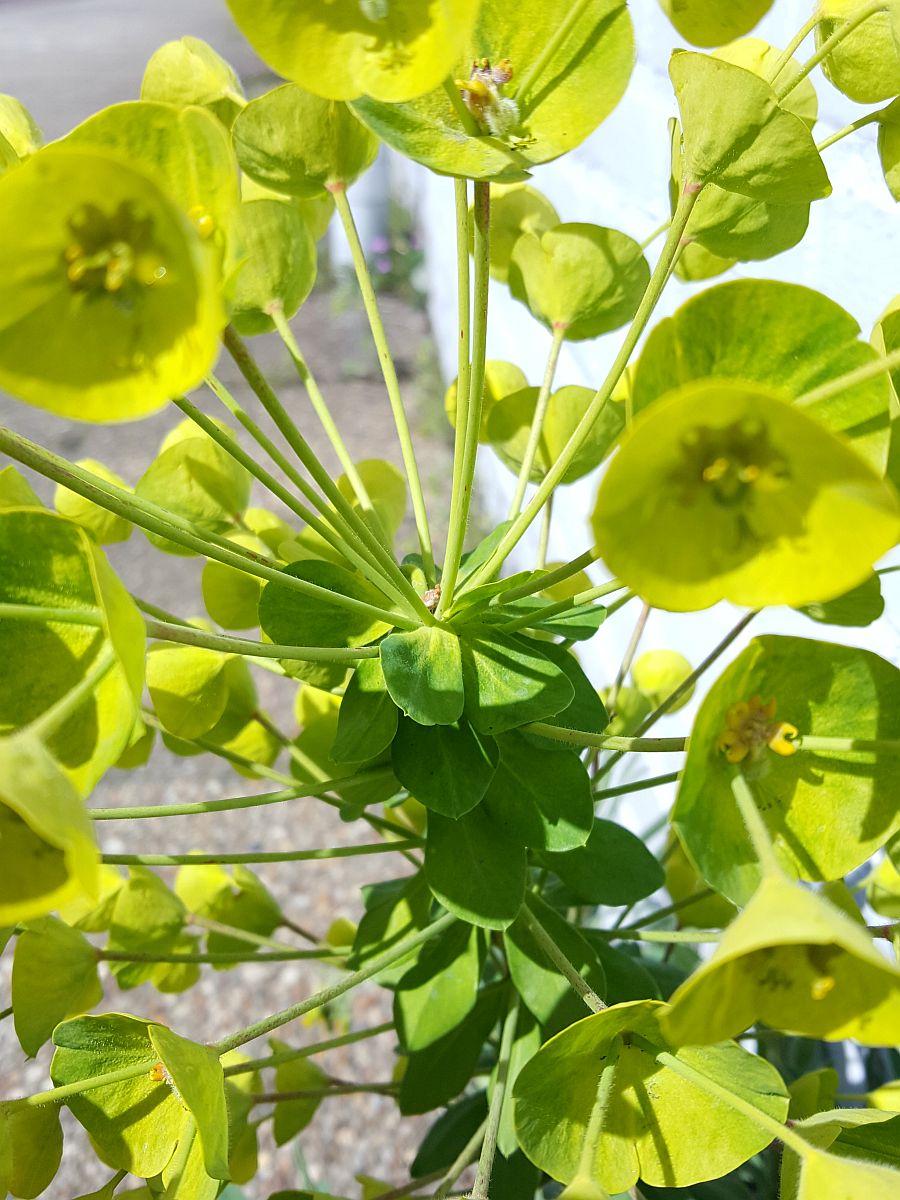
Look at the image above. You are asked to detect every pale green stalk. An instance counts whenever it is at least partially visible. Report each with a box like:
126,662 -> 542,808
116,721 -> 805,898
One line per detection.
437,180 -> 492,615
102,841 -> 419,867
572,1038 -> 621,1187
448,176 -> 472,582
470,998 -> 521,1200
462,184 -> 703,592
433,1117 -> 489,1200
331,186 -> 436,582
618,888 -> 716,931
775,1 -> 889,102
215,911 -> 456,1052
731,773 -> 783,878
0,603 -> 103,626
817,108 -> 884,152
499,580 -> 614,634
100,947 -> 339,964
223,1022 -> 393,1076
608,928 -> 723,944
520,905 -> 605,1011
798,735 -> 900,754
527,724 -> 687,754
796,346 -> 900,407
499,550 -> 612,602
514,0 -> 595,109
536,493 -> 553,570
508,325 -> 566,518
765,12 -> 821,83
144,615 -> 379,663
605,601 -> 651,718
27,647 -> 115,742
594,770 -> 682,802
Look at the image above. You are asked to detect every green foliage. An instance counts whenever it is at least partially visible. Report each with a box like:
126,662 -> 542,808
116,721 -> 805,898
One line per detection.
3,8 -> 900,1200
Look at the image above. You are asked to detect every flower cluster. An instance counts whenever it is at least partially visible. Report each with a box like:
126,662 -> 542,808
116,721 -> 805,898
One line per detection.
717,695 -> 798,764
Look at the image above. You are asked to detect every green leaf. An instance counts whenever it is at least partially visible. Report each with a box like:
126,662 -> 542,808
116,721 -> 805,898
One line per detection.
460,631 -> 574,735
0,731 -> 99,924
395,922 -> 482,1051
673,635 -> 900,904
201,532 -> 266,630
348,874 -> 431,985
0,1101 -> 63,1199
487,384 -> 625,484
816,0 -> 900,104
149,1026 -> 229,1179
230,198 -> 317,335
426,805 -> 527,930
490,595 -> 607,641
381,625 -> 464,726
107,868 -> 186,989
797,573 -> 885,627
582,936 -> 662,1006
664,874 -> 900,1047
141,37 -> 246,128
398,983 -> 506,1114
879,98 -> 900,200
161,1118 -> 220,1200
391,715 -> 498,818
505,895 -> 606,1033
0,143 -> 226,419
233,85 -> 379,198
513,999 -> 789,1192
445,361 -> 530,441
12,916 -> 102,1056
509,225 -> 649,340
670,51 -> 831,202
484,732 -> 593,852
478,183 -> 560,283
592,380 -> 900,611
260,560 -> 392,651
658,0 -> 774,46
351,0 -> 635,182
54,458 -> 133,544
532,641 -> 610,738
411,1091 -> 488,1176
332,656 -> 399,764
632,279 -> 892,471
715,38 -> 818,130
225,0 -> 481,103
51,1013 -> 183,1177
63,100 -> 240,246
291,687 -> 398,809
0,507 -> 145,795
269,1037 -> 328,1145
492,1008 -> 542,1156
147,642 -> 230,738
541,819 -> 664,906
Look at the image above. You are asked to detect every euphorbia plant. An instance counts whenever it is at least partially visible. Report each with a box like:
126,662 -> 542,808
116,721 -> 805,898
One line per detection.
3,1 -> 900,1197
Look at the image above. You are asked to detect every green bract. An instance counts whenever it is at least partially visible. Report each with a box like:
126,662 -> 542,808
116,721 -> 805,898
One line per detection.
631,279 -> 892,470
12,916 -> 102,1055
664,874 -> 900,1046
508,224 -> 649,340
513,999 -> 789,1192
233,85 -> 379,197
225,0 -> 482,103
591,381 -> 900,611
0,94 -> 42,159
0,1101 -> 62,1199
474,183 -> 559,283
229,198 -> 317,334
352,0 -> 635,181
657,0 -> 775,46
141,37 -> 246,127
444,359 -> 529,440
673,635 -> 900,903
670,51 -> 831,202
0,146 -> 224,420
816,0 -> 900,103
55,458 -> 133,544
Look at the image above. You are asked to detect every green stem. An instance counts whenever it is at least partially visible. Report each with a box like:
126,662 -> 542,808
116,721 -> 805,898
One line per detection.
775,1 -> 888,102
499,550 -> 611,603
0,1005 -> 13,1022
187,913 -> 308,953
438,179 -> 491,615
330,187 -> 436,583
88,769 -> 395,821
816,108 -> 884,152
0,427 -> 416,629
215,911 -> 456,1052
640,219 -> 670,251
618,888 -> 716,931
0,603 -> 103,627
513,0 -> 594,110
470,998 -> 520,1200
144,615 -> 379,664
434,1117 -> 490,1200
27,647 -> 115,742
605,602 -> 651,719
448,177 -> 472,587
654,1050 -> 812,1158
796,735 -> 900,755
604,927 -> 722,944
463,184 -> 703,591
508,325 -> 566,518
594,771 -> 682,802
250,1082 -> 396,1104
595,609 -> 757,783
536,492 -> 553,570
527,724 -> 687,754
10,1060 -> 159,1110
101,841 -> 419,866
520,905 -> 605,1012
223,1022 -> 394,1077
731,772 -> 783,878
573,1037 -> 621,1185
766,13 -> 821,83
442,76 -> 482,137
499,582 -> 612,634
100,948 -> 339,964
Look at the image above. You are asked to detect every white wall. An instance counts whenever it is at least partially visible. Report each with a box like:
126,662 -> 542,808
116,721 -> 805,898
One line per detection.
392,0 -> 900,739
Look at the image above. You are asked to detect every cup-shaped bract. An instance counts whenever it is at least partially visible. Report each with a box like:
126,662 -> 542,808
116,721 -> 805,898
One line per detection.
226,0 -> 482,103
657,0 -> 774,47
513,999 -> 789,1193
673,635 -> 900,904
816,0 -> 900,104
141,37 -> 246,128
229,198 -> 317,335
352,0 -> 635,182
664,874 -> 900,1047
0,145 -> 225,420
474,183 -> 559,283
591,380 -> 900,612
54,458 -> 133,545
444,359 -> 529,441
